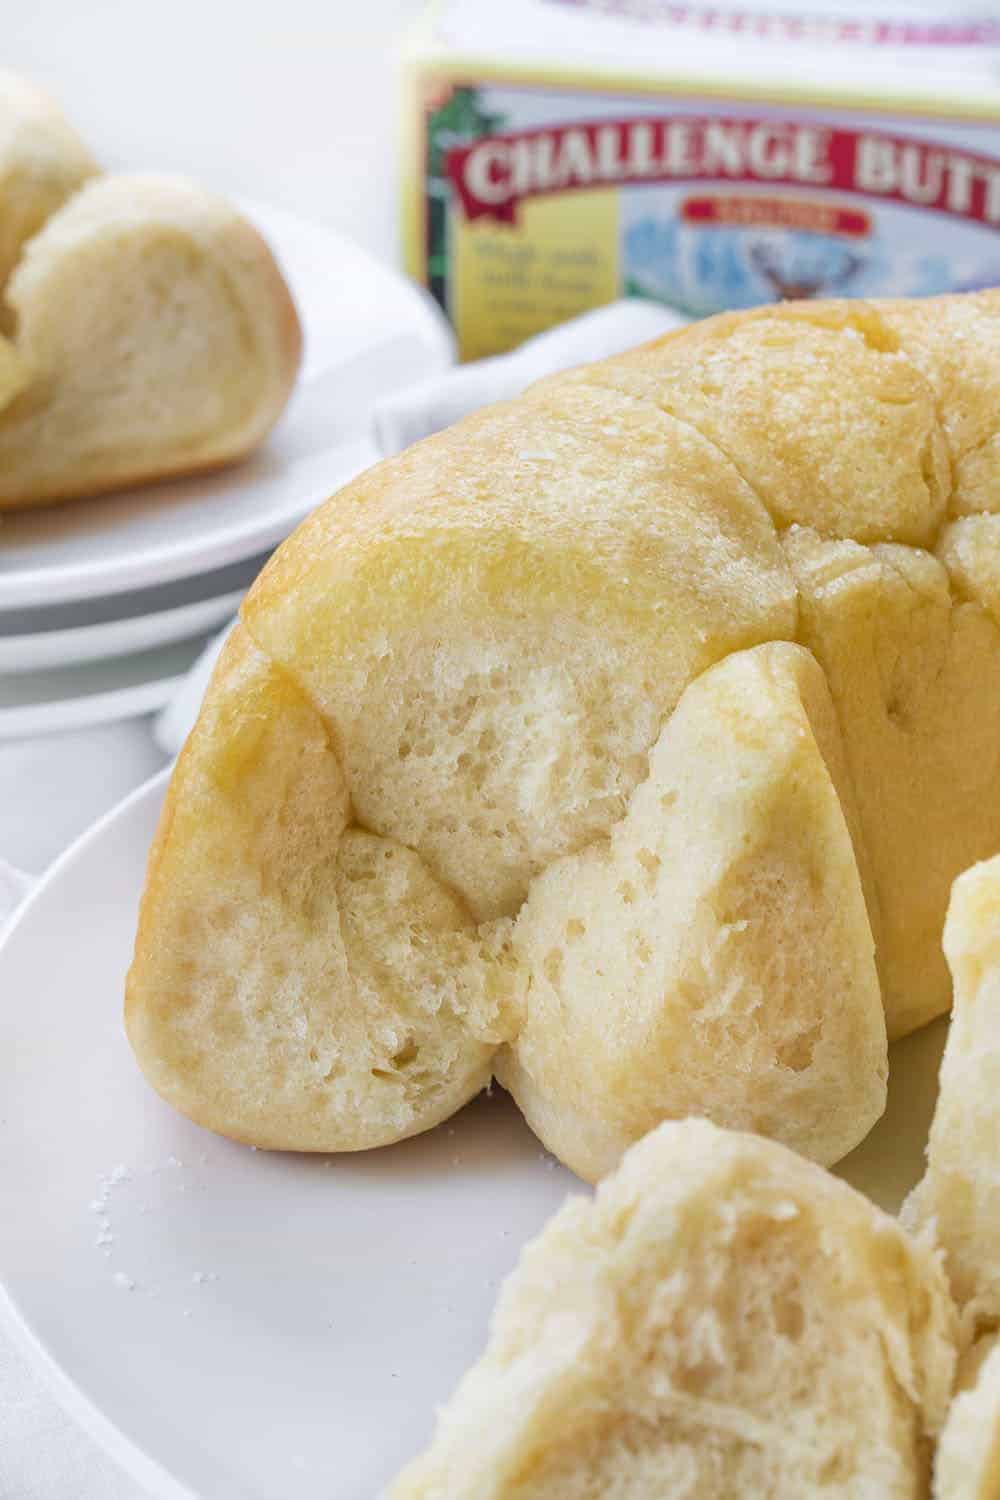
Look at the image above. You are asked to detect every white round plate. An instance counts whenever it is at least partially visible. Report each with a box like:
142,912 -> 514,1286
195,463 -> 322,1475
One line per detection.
0,636 -> 216,740
0,773 -> 949,1499
0,202 -> 452,610
0,552 -> 267,674
0,590 -> 240,675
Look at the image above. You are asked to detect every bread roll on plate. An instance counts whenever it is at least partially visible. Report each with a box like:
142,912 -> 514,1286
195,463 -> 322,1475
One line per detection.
127,291 -> 1000,1177
0,172 -> 301,508
0,70 -> 98,303
389,1119 -> 957,1499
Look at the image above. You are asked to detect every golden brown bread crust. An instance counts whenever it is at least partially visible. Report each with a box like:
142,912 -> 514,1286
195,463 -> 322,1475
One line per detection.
389,1120 -> 958,1498
127,290 -> 1000,1172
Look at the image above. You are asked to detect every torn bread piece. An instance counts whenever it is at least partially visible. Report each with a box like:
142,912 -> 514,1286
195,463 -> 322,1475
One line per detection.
901,856 -> 1000,1495
390,1119 -> 957,1500
904,855 -> 1000,1336
127,634 -> 888,1173
125,626 -> 517,1152
934,1335 -> 1000,1500
497,642 -> 886,1183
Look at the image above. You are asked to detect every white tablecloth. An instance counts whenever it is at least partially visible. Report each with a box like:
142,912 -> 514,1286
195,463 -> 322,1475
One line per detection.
1,719 -> 170,1500
1,1343 -> 146,1500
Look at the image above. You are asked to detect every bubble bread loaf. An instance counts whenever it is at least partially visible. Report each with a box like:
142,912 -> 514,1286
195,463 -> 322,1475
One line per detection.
0,172 -> 301,509
0,71 -> 98,304
127,291 -> 1000,1177
389,1119 -> 957,1499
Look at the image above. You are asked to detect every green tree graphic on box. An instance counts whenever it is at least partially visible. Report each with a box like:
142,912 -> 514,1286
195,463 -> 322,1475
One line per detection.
426,87 -> 507,311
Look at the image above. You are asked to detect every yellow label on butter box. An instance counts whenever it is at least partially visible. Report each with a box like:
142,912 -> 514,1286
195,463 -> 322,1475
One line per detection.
453,190 -> 619,360
402,2 -> 1000,358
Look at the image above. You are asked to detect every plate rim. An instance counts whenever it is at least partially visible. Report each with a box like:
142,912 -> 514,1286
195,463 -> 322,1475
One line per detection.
0,587 -> 242,675
0,673 -> 186,741
0,435 -> 374,612
0,197 -> 452,611
0,769 -> 197,1500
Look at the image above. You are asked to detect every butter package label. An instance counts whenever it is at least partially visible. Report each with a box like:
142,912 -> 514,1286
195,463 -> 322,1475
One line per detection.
401,1 -> 1000,358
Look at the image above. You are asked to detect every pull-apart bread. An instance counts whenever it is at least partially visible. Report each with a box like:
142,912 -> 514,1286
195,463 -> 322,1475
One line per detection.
389,1119 -> 957,1499
127,291 -> 1000,1180
0,172 -> 301,508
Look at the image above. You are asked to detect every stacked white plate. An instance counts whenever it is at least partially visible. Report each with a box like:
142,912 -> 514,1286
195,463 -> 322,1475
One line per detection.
0,200 -> 454,741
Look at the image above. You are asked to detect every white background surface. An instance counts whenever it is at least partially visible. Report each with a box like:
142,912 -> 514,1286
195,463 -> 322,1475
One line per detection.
3,4 -> 417,1495
0,772 -> 581,1500
8,0 -> 417,265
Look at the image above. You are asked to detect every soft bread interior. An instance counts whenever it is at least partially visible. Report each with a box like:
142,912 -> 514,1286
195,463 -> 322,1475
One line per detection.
0,172 -> 301,508
894,849 -> 1000,1495
125,627 -> 516,1151
934,1335 -> 1000,1500
245,381 -> 797,921
497,642 -> 885,1182
131,635 -> 891,1171
389,1119 -> 957,1499
903,854 -> 1000,1335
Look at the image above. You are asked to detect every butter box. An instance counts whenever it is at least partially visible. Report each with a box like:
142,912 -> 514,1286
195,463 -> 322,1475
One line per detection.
400,1 -> 1000,358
